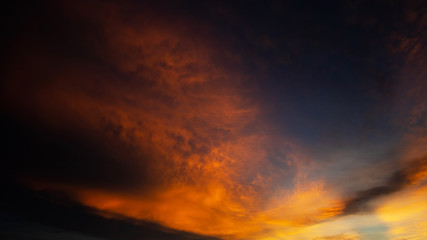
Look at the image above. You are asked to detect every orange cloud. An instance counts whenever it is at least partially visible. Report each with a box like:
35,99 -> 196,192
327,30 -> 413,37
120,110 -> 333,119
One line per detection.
1,1 -> 346,239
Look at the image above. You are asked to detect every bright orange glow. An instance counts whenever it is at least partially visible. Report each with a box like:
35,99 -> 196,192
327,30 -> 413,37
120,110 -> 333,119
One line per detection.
4,1 -> 427,240
376,185 -> 427,239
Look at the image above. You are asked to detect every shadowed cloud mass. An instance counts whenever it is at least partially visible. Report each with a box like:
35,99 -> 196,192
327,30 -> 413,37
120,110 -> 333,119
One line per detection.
1,0 -> 427,240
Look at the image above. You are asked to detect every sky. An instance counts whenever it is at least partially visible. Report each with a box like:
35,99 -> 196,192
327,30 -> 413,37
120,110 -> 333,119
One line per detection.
1,1 -> 427,240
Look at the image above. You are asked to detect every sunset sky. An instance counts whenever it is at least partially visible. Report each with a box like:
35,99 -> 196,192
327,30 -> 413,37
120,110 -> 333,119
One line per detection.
1,1 -> 427,240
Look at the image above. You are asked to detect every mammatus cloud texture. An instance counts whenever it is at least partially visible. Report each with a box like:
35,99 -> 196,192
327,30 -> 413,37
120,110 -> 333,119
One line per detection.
1,1 -> 427,240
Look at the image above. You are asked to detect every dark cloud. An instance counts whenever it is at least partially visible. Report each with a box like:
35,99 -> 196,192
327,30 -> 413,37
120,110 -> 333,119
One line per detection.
1,0 -> 427,239
2,113 -> 158,193
0,181 -> 220,240
342,156 -> 427,214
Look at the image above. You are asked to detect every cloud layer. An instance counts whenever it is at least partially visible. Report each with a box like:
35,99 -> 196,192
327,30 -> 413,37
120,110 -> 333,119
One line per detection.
1,1 -> 427,240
